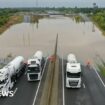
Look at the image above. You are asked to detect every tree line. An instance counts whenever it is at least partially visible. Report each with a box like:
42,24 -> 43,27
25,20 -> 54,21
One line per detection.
0,7 -> 105,32
92,11 -> 105,33
0,9 -> 19,27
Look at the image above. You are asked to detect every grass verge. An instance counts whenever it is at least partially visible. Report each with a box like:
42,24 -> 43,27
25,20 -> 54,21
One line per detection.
0,15 -> 23,34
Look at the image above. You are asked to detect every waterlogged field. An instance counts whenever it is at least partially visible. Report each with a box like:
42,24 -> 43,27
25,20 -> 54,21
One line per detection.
0,16 -> 105,65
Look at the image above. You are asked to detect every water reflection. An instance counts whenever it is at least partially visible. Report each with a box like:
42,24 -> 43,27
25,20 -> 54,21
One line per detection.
30,15 -> 44,29
92,23 -> 95,32
24,15 -> 44,29
0,16 -> 104,63
24,15 -> 31,23
74,15 -> 83,23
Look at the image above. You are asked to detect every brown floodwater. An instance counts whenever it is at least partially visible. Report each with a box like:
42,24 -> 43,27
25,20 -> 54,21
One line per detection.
0,15 -> 105,65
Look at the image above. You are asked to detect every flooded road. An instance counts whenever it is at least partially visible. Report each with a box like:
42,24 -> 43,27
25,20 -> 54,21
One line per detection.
0,16 -> 105,65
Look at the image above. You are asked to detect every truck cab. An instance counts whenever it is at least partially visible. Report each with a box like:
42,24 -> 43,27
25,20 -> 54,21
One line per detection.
27,59 -> 42,81
66,63 -> 81,88
27,51 -> 43,81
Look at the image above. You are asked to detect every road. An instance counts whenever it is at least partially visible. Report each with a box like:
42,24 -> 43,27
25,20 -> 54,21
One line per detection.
62,57 -> 105,105
0,56 -> 105,105
0,57 -> 48,105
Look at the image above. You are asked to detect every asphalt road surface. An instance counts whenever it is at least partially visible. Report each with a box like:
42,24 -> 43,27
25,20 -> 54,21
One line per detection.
62,57 -> 105,105
0,57 -> 48,105
0,57 -> 105,105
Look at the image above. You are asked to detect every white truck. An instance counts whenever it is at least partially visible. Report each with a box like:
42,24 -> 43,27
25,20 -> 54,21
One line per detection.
67,53 -> 77,63
0,56 -> 26,93
27,51 -> 43,81
66,54 -> 81,88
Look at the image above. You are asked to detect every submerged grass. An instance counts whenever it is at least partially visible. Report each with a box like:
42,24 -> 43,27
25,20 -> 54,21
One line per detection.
73,15 -> 85,23
91,19 -> 105,36
97,64 -> 105,76
96,59 -> 105,77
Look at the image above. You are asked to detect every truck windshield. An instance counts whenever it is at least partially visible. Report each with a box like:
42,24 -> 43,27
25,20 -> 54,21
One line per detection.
67,72 -> 81,78
30,61 -> 36,64
27,67 -> 40,73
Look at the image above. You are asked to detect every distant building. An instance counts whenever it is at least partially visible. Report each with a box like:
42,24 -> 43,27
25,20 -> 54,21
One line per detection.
47,10 -> 60,15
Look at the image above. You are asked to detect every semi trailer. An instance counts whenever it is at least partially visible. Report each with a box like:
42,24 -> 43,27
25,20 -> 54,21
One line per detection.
0,56 -> 26,94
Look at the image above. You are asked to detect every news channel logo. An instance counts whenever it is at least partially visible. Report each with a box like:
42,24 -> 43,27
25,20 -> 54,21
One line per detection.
0,90 -> 14,97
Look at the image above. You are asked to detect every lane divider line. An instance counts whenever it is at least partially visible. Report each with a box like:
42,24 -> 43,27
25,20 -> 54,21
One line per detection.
93,67 -> 105,88
24,65 -> 27,75
32,57 -> 48,105
13,88 -> 18,96
83,83 -> 86,88
24,70 -> 27,75
62,54 -> 65,105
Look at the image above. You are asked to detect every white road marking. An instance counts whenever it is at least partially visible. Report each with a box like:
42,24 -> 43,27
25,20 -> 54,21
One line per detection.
62,54 -> 65,105
93,67 -> 105,88
83,83 -> 86,88
24,70 -> 27,75
13,88 -> 18,96
24,66 -> 27,75
32,57 -> 48,105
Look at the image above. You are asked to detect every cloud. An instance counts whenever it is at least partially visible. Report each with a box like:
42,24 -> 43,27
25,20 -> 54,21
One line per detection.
0,0 -> 105,7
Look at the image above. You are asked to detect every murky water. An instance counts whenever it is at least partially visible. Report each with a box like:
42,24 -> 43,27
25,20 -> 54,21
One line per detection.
0,15 -> 105,65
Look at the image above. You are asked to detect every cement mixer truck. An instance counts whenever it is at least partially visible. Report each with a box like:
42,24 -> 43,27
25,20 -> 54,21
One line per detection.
27,51 -> 44,81
0,56 -> 26,94
67,53 -> 77,63
66,54 -> 82,88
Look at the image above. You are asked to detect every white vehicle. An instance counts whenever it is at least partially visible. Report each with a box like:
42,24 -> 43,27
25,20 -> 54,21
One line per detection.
66,54 -> 81,88
67,54 -> 77,63
27,51 -> 43,81
0,56 -> 25,93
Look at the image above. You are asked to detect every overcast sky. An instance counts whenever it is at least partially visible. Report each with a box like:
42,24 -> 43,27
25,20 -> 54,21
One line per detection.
0,0 -> 105,8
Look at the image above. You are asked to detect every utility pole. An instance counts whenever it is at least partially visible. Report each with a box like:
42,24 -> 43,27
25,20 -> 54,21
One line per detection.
92,23 -> 95,32
36,0 -> 38,8
92,2 -> 97,32
93,3 -> 96,8
23,34 -> 25,46
28,33 -> 30,47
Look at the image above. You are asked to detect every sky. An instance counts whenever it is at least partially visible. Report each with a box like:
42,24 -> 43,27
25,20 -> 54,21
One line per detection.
0,0 -> 105,8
